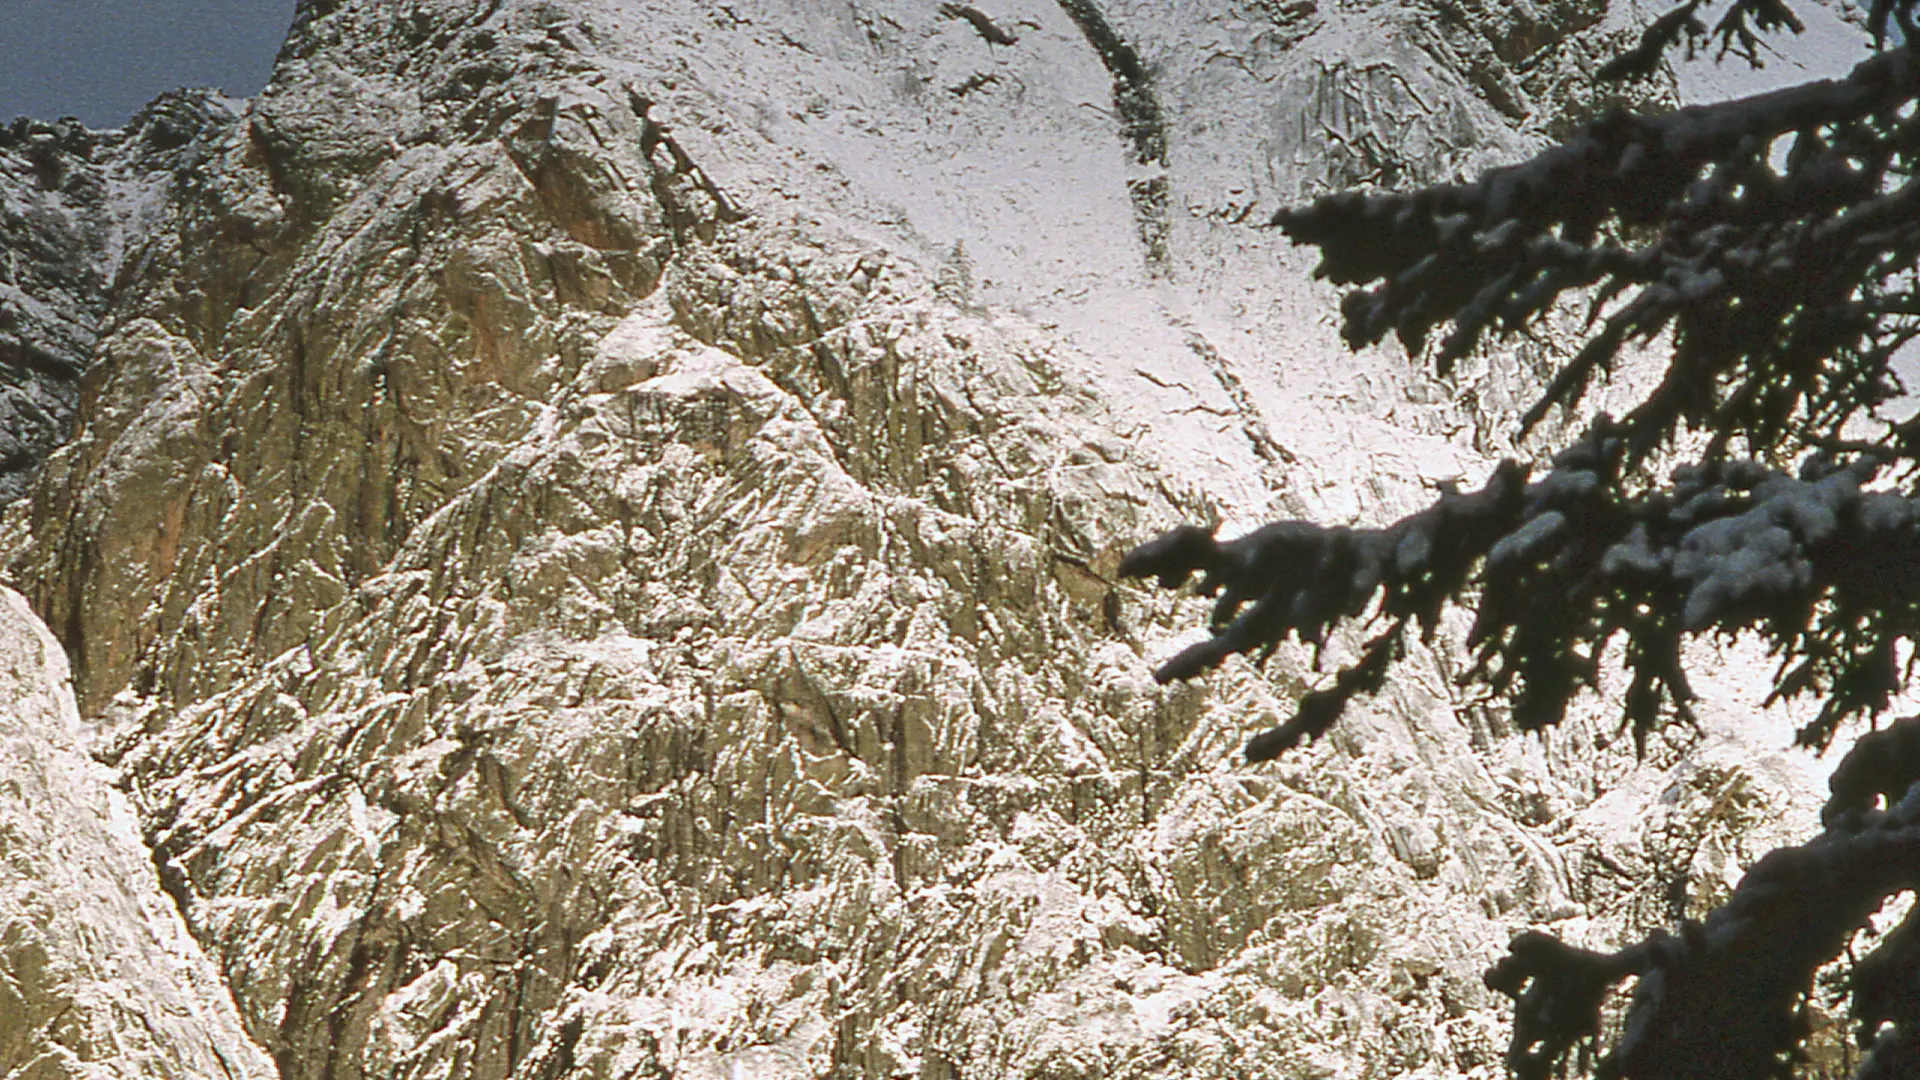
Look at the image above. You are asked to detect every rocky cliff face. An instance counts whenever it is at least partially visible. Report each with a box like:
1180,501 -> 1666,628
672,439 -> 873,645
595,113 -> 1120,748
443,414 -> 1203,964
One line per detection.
0,93 -> 242,505
0,1 -> 1847,1077
0,585 -> 276,1078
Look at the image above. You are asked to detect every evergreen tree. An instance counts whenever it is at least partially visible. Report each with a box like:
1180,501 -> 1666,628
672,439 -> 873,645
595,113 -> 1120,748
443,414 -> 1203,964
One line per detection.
1122,3 -> 1920,1076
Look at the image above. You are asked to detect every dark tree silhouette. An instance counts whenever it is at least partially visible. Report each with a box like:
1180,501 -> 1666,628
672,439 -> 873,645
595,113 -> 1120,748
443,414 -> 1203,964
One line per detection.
1122,3 -> 1920,1076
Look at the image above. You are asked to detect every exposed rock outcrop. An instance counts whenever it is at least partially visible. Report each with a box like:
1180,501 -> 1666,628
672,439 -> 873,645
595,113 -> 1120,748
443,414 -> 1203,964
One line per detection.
0,92 -> 246,504
0,2 -> 1843,1078
0,587 -> 275,1078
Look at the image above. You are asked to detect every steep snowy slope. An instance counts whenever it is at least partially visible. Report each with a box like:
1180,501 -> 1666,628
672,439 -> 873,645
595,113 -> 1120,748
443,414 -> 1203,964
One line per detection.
0,1 -> 1868,1077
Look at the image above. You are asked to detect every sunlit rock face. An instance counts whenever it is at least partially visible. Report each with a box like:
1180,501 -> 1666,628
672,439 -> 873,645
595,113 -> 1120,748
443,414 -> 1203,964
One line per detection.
0,587 -> 275,1078
0,1 -> 1842,1077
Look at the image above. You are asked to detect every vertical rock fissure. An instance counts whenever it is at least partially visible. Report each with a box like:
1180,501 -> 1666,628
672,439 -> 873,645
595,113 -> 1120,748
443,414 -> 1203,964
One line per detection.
144,826 -> 201,935
1053,0 -> 1172,272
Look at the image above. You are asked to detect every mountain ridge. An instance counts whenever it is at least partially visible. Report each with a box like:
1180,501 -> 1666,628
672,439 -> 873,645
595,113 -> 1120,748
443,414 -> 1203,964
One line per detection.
0,2 -> 1851,1077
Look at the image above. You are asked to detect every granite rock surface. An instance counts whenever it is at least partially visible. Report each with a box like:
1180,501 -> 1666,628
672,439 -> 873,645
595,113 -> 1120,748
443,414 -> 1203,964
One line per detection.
0,1 -> 1856,1077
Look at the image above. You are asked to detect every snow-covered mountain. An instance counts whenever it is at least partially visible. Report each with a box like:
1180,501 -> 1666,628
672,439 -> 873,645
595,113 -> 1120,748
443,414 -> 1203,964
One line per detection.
0,1 -> 1867,1076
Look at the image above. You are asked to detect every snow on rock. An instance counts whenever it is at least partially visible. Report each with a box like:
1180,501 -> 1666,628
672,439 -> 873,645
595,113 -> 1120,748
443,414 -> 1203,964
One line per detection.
0,91 -> 249,505
0,0 -> 1849,1077
0,587 -> 276,1078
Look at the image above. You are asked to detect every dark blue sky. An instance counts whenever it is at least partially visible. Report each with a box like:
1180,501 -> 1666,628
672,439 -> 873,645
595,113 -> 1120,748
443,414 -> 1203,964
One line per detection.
0,0 -> 295,128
